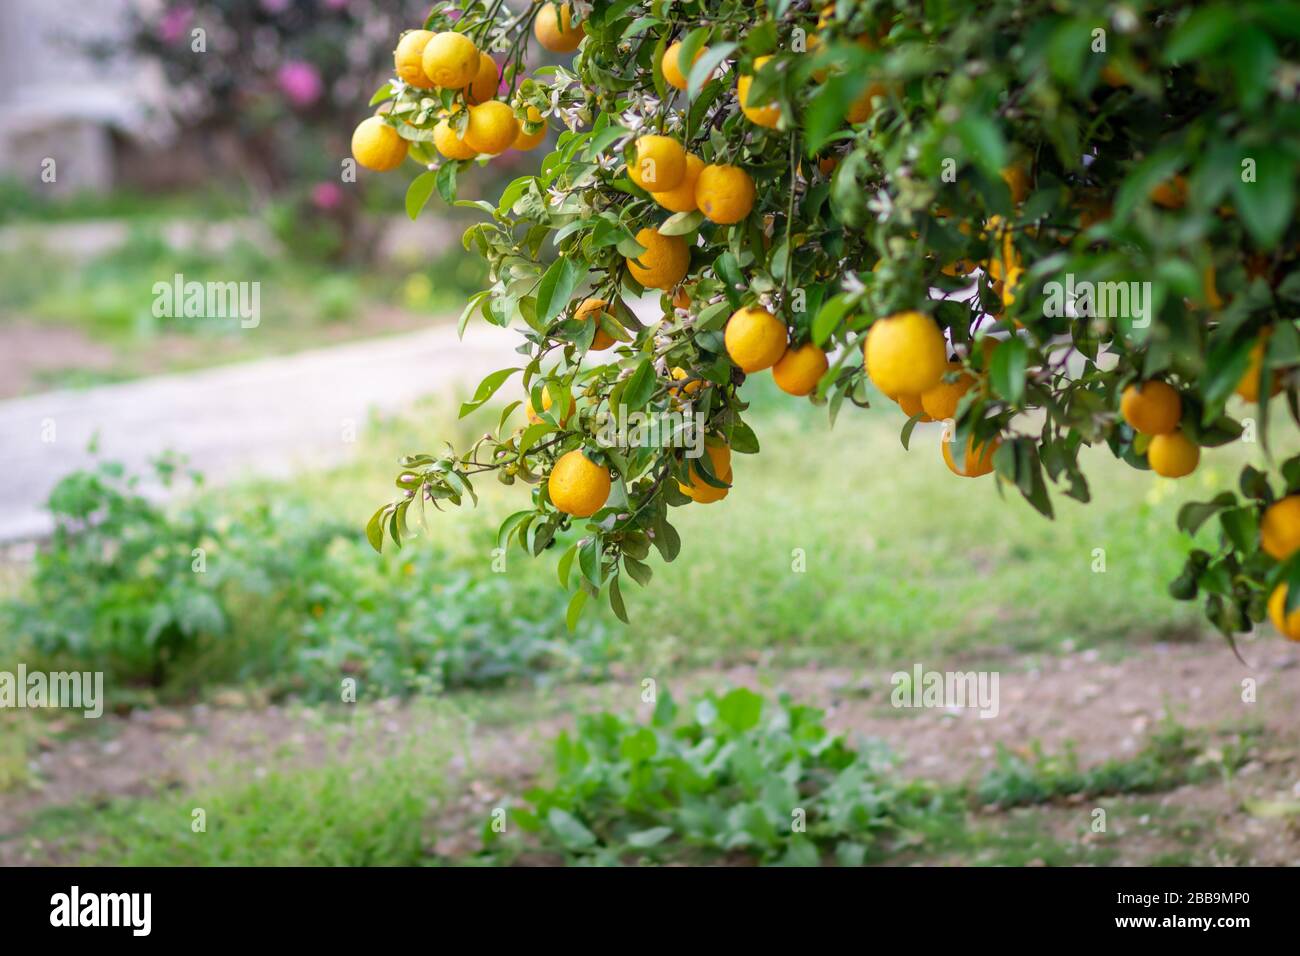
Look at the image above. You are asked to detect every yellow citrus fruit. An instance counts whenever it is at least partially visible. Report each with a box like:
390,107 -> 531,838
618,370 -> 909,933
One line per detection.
421,31 -> 479,89
772,343 -> 829,396
548,450 -> 610,517
1147,431 -> 1199,478
351,117 -> 408,172
920,363 -> 975,421
462,100 -> 519,155
696,164 -> 756,224
1001,163 -> 1031,204
574,298 -> 616,350
433,118 -> 476,160
1150,174 -> 1187,209
1268,584 -> 1300,641
725,306 -> 788,373
737,56 -> 780,128
1236,334 -> 1281,403
864,311 -> 948,397
526,384 -> 572,425
465,53 -> 500,105
651,153 -> 703,213
1261,496 -> 1300,561
626,228 -> 690,289
663,41 -> 707,90
629,135 -> 687,192
896,393 -> 931,421
679,443 -> 732,504
1120,380 -> 1182,435
394,30 -> 437,89
943,436 -> 998,478
846,82 -> 890,123
534,3 -> 584,53
512,107 -> 547,150
670,366 -> 703,397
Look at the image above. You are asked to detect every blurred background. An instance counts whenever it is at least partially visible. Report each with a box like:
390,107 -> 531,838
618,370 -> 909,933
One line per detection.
1,0 -> 1298,867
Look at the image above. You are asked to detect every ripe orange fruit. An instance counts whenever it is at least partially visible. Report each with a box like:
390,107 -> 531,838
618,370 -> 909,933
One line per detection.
772,343 -> 828,395
1001,163 -> 1031,204
651,153 -> 703,213
513,107 -> 547,150
678,443 -> 732,504
663,41 -> 706,91
1261,496 -> 1300,561
526,384 -> 572,425
1268,584 -> 1300,641
943,436 -> 998,478
433,117 -> 476,160
1120,380 -> 1182,435
548,449 -> 610,517
864,311 -> 948,397
465,53 -> 500,105
625,228 -> 690,289
394,30 -> 437,89
462,100 -> 519,155
846,82 -> 890,123
920,363 -> 975,421
351,117 -> 408,172
737,56 -> 781,128
1150,174 -> 1187,209
629,135 -> 687,192
696,164 -> 756,224
534,3 -> 585,53
1147,431 -> 1199,478
574,298 -> 616,350
896,393 -> 931,421
421,31 -> 479,89
725,306 -> 788,373
1236,334 -> 1282,403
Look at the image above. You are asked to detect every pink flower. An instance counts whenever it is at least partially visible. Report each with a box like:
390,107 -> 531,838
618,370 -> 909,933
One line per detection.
311,182 -> 344,211
277,61 -> 323,108
260,0 -> 291,13
157,5 -> 193,45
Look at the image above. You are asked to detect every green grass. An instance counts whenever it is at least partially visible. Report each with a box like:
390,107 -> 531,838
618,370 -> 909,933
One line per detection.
4,705 -> 464,866
330,374 -> 1265,675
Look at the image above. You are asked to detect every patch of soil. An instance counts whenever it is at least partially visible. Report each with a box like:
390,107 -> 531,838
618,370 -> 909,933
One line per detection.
0,322 -> 115,399
2,639 -> 1298,865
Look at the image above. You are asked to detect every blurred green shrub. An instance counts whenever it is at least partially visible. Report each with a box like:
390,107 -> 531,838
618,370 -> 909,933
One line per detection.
1,456 -> 616,700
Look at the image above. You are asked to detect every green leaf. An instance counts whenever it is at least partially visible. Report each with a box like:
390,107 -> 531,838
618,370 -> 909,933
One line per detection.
812,293 -> 853,347
365,506 -> 386,553
626,826 -> 673,848
557,542 -> 578,588
688,42 -> 736,98
1233,148 -> 1293,250
435,161 -> 459,204
536,256 -> 584,325
565,588 -> 588,632
954,113 -> 1007,179
608,575 -> 629,624
546,808 -> 596,849
623,359 -> 656,411
717,687 -> 763,732
405,170 -> 438,221
660,210 -> 704,235
1164,5 -> 1236,63
989,336 -> 1028,405
459,367 -> 520,418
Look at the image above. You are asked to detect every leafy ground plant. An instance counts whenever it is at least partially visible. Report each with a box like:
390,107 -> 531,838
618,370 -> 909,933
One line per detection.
489,686 -> 956,865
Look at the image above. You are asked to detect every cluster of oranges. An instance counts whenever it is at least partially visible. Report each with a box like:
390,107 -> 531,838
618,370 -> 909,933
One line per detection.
351,26 -> 550,174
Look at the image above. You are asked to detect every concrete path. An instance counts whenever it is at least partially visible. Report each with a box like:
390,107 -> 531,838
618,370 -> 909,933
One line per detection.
0,321 -> 519,542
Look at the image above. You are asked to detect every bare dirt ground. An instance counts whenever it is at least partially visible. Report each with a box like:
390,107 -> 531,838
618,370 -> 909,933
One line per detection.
2,639 -> 1298,865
